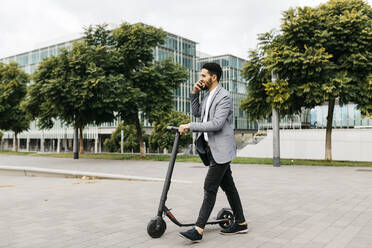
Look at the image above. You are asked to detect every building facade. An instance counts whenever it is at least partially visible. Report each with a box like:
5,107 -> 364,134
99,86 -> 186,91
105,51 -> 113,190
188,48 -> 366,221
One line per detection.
256,103 -> 372,130
0,28 -> 198,152
1,25 -> 370,152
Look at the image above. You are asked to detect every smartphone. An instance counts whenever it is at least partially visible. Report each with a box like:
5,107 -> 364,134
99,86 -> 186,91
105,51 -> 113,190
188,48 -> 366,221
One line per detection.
198,81 -> 208,91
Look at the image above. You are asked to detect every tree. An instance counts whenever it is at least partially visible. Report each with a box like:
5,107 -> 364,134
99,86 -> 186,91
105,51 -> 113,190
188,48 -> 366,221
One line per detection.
241,31 -> 309,123
84,23 -> 188,156
103,122 -> 148,153
149,110 -> 192,152
118,58 -> 188,156
241,0 -> 372,160
87,23 -> 188,157
24,38 -> 121,154
241,32 -> 301,121
26,22 -> 188,157
355,74 -> 372,117
0,62 -> 30,152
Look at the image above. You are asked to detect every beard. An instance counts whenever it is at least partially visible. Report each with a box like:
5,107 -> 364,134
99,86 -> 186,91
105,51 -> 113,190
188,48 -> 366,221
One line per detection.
205,78 -> 213,89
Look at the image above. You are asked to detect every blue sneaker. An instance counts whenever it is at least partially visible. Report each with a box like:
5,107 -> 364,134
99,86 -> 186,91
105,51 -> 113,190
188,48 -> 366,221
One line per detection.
179,227 -> 203,243
220,222 -> 248,235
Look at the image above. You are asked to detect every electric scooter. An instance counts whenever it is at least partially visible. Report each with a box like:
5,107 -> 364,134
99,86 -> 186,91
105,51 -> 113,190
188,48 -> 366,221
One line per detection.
147,126 -> 235,238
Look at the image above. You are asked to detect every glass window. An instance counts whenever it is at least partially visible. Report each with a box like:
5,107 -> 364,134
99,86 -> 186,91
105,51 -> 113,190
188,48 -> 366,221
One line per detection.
49,46 -> 57,56
212,59 -> 220,65
341,105 -> 347,127
229,57 -> 237,69
40,49 -> 48,60
237,83 -> 246,94
348,104 -> 355,126
30,65 -> 36,74
16,55 -> 28,66
238,70 -> 244,82
238,60 -> 243,69
31,52 -> 39,64
222,59 -> 229,67
233,70 -> 238,80
57,43 -> 66,52
232,82 -> 237,93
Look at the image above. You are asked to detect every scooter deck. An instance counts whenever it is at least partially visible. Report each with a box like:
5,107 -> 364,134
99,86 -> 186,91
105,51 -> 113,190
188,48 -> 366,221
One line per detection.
164,206 -> 231,227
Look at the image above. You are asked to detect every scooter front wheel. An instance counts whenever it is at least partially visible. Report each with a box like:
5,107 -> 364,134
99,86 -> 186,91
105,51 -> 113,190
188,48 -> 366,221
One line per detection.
217,208 -> 235,229
147,216 -> 167,238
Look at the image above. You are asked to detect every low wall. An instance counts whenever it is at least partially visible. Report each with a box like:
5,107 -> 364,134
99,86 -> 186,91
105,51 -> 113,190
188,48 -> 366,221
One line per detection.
237,129 -> 372,162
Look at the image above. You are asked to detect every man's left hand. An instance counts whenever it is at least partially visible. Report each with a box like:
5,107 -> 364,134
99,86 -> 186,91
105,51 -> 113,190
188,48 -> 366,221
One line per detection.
179,124 -> 190,135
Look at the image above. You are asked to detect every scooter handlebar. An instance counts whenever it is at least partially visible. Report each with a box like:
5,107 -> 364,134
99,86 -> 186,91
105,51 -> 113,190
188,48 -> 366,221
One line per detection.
166,125 -> 196,133
166,126 -> 179,132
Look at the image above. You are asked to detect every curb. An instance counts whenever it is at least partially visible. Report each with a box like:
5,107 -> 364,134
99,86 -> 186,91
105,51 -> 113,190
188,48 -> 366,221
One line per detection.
0,166 -> 192,183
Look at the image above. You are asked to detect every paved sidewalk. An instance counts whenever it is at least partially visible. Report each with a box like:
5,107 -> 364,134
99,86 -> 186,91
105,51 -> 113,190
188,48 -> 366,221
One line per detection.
1,155 -> 372,248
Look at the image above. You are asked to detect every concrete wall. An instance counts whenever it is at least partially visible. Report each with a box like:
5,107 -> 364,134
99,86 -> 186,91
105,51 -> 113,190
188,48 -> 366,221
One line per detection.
237,129 -> 372,162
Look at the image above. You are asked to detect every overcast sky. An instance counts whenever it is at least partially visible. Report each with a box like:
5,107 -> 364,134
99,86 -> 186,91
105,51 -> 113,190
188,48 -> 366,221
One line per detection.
1,0 -> 371,59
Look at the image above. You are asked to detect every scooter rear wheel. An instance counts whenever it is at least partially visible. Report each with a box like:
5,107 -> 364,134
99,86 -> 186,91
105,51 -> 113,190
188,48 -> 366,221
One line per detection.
147,217 -> 167,238
217,208 -> 235,229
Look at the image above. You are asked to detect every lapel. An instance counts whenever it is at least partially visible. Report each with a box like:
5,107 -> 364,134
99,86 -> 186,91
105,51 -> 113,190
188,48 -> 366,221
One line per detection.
206,85 -> 222,118
197,85 -> 222,140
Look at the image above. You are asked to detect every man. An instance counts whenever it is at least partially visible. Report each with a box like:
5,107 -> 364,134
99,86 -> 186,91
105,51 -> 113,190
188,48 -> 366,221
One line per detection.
178,63 -> 248,243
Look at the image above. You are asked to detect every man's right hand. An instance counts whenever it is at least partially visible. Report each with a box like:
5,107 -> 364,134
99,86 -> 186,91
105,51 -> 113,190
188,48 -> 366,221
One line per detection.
192,80 -> 203,94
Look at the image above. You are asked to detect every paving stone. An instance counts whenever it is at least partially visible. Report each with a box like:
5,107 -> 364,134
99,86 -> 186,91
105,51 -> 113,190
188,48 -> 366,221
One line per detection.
1,155 -> 372,248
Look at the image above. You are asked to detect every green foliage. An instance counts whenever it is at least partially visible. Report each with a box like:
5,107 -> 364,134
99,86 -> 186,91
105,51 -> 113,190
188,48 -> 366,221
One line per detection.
0,130 -> 3,141
103,122 -> 148,153
271,0 -> 371,108
149,110 -> 192,152
240,48 -> 273,121
102,23 -> 189,124
241,0 -> 372,120
25,22 -> 189,156
25,37 -> 121,130
0,62 -> 30,134
356,75 -> 372,117
82,23 -> 188,156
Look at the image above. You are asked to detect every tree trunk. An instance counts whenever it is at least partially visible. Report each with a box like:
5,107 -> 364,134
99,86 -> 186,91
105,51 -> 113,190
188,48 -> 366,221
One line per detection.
325,98 -> 335,161
134,114 -> 145,157
79,127 -> 84,154
14,132 -> 18,152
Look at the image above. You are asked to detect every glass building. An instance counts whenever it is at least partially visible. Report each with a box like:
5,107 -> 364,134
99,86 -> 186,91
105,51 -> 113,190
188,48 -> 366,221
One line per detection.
310,103 -> 372,128
197,55 -> 257,130
148,32 -> 197,125
0,27 -> 198,152
256,103 -> 372,130
1,24 -> 370,152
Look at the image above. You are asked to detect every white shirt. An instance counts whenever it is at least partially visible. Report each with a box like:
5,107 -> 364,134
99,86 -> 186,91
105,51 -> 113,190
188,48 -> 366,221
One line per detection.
203,87 -> 217,142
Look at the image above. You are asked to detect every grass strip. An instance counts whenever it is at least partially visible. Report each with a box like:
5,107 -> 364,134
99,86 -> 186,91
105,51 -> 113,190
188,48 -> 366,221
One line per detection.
1,150 -> 371,167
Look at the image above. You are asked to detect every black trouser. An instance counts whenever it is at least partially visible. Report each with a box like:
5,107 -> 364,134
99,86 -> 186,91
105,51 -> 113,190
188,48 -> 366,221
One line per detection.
195,146 -> 246,229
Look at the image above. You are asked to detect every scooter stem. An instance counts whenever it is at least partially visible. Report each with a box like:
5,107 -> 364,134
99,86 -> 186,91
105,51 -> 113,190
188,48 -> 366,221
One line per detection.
157,131 -> 180,217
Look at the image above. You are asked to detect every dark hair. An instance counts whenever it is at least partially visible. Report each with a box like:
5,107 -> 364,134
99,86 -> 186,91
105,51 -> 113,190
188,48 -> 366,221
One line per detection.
202,62 -> 222,82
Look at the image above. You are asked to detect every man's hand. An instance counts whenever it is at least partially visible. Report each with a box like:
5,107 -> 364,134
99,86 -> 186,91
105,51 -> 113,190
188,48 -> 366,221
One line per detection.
179,124 -> 190,135
192,80 -> 204,94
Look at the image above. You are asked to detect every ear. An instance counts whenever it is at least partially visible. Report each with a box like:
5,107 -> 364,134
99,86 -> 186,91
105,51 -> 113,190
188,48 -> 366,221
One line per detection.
212,74 -> 217,82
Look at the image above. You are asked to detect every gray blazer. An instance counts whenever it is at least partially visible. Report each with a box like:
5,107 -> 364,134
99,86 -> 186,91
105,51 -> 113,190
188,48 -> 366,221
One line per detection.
189,84 -> 237,164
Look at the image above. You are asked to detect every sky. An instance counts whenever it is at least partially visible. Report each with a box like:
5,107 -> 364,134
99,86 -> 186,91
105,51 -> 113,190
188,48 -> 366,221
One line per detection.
1,0 -> 371,59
